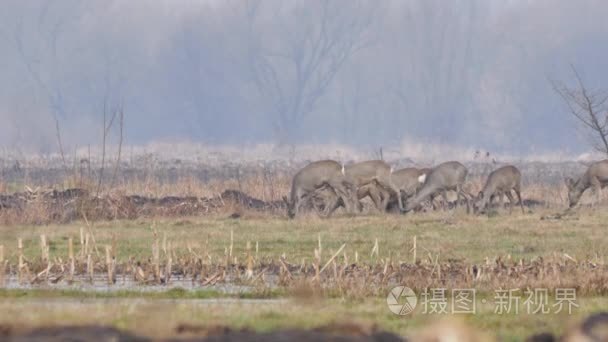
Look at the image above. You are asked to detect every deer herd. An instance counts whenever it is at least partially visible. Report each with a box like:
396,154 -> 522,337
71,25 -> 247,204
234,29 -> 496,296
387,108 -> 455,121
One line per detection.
283,159 -> 608,218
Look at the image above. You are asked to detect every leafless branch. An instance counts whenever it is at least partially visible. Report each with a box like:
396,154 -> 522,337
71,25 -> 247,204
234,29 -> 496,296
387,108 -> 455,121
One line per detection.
109,104 -> 124,190
13,10 -> 70,173
245,0 -> 374,143
551,65 -> 608,155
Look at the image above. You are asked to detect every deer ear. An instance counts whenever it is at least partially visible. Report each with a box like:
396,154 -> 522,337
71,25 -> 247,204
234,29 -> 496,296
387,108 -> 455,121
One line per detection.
477,191 -> 483,199
564,177 -> 574,189
282,196 -> 289,204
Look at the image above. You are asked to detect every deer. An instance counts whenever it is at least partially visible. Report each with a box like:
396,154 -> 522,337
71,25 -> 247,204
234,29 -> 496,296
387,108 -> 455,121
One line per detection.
474,165 -> 524,214
343,160 -> 405,213
359,167 -> 435,213
283,160 -> 355,218
404,161 -> 471,213
380,167 -> 431,212
311,160 -> 407,215
387,168 -> 423,200
311,181 -> 386,216
565,160 -> 608,208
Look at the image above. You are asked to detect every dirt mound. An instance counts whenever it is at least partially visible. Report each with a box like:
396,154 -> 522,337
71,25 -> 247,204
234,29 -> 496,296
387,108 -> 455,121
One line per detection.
2,324 -> 404,342
3,313 -> 607,341
0,188 -> 285,223
2,325 -> 146,342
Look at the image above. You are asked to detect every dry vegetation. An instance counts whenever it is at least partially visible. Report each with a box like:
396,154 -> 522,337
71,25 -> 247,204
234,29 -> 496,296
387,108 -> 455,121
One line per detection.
0,164 -> 604,226
0,209 -> 607,340
0,158 -> 607,341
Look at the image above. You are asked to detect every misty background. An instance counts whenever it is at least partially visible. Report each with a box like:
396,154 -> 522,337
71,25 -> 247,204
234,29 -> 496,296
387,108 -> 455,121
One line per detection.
1,0 -> 608,158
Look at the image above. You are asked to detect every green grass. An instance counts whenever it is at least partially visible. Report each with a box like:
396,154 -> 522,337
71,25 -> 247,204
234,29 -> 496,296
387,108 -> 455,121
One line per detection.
0,209 -> 606,340
0,287 -> 285,300
0,294 -> 605,340
0,209 -> 605,264
0,288 -> 225,299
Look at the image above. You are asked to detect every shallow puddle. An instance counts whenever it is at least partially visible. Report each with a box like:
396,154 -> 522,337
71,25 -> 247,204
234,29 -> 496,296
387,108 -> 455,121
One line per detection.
1,274 -> 260,294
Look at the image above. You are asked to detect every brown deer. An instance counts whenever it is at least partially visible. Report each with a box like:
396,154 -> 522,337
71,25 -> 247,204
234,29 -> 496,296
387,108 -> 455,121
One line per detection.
475,165 -> 524,214
343,160 -> 404,213
393,167 -> 431,200
312,161 -> 413,215
283,160 -> 355,218
565,160 -> 608,208
381,167 -> 431,212
311,181 -> 386,216
404,161 -> 471,213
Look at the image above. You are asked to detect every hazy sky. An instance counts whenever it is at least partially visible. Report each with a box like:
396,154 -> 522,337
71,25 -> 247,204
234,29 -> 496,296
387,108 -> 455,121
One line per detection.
1,0 -> 607,156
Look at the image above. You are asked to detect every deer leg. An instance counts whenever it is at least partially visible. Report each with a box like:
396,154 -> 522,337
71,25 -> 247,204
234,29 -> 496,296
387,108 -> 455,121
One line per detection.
429,193 -> 438,211
442,190 -> 449,211
435,194 -> 442,211
514,186 -> 525,214
391,185 -> 404,213
361,180 -> 386,212
456,186 -> 470,214
339,176 -> 360,212
378,186 -> 392,212
323,195 -> 342,217
504,190 -> 515,214
294,189 -> 306,217
360,185 -> 374,210
367,184 -> 385,212
327,180 -> 353,214
354,186 -> 367,212
314,186 -> 340,218
312,196 -> 328,217
498,192 -> 505,210
590,177 -> 602,207
401,190 -> 414,212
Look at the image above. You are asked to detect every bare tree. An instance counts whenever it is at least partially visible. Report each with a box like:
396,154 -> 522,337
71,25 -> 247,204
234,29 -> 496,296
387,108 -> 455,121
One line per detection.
245,0 -> 375,143
552,65 -> 608,155
382,0 -> 487,143
13,9 -> 72,170
96,96 -> 124,197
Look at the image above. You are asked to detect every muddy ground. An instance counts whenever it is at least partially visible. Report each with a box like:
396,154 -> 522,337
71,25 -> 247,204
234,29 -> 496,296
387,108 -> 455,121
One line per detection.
2,312 -> 608,341
0,188 -> 284,223
1,323 -> 403,342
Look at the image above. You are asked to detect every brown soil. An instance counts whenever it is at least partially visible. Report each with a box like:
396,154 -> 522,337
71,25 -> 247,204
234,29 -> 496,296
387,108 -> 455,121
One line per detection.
2,312 -> 607,341
1,323 -> 404,342
0,188 -> 285,224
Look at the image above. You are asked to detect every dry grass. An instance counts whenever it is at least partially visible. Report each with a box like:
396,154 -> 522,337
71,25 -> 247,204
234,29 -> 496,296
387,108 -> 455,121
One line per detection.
1,163 -> 607,341
2,170 -> 606,227
0,296 -> 605,341
112,173 -> 292,201
0,205 -> 607,341
0,210 -> 607,294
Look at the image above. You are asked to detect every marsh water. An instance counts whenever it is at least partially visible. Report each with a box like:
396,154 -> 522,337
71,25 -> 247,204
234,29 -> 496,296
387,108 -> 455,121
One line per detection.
1,274 -> 264,294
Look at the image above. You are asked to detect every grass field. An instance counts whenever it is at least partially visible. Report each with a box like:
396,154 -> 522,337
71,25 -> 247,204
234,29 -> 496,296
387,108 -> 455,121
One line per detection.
1,208 -> 606,263
0,208 -> 607,341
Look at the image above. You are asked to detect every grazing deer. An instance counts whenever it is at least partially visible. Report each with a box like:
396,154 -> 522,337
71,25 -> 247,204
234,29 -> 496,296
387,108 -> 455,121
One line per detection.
383,167 -> 449,212
475,165 -> 524,214
404,161 -> 471,213
314,162 -> 415,215
311,180 -> 386,216
565,160 -> 608,208
343,160 -> 404,213
283,160 -> 355,218
382,167 -> 432,211
392,168 -> 428,200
